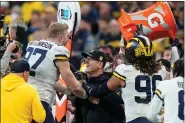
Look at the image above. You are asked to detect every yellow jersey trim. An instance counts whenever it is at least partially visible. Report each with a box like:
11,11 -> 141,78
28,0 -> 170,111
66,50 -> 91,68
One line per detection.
113,71 -> 126,81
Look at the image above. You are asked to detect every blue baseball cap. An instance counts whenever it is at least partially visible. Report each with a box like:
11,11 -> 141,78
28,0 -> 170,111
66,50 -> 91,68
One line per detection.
81,50 -> 108,67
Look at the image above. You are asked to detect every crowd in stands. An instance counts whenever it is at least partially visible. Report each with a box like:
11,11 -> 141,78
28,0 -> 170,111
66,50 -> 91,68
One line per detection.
1,1 -> 184,70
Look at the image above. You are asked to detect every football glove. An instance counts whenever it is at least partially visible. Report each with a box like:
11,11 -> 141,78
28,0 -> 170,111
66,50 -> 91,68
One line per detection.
74,71 -> 89,81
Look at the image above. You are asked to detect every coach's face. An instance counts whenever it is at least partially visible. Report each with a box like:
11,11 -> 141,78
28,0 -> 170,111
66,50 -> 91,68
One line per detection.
85,57 -> 101,75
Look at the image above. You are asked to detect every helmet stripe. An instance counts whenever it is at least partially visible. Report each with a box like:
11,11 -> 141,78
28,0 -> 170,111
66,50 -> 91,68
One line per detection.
137,36 -> 153,56
132,37 -> 148,56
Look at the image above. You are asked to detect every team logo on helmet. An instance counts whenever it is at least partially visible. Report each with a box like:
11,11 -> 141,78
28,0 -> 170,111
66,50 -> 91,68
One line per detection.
131,36 -> 153,57
125,35 -> 154,64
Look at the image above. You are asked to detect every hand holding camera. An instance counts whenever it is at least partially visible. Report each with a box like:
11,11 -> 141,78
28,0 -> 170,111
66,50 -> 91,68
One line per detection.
6,41 -> 17,53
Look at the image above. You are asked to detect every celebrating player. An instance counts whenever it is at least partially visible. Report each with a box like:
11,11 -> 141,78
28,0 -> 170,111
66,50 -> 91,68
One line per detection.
147,58 -> 184,123
24,22 -> 87,123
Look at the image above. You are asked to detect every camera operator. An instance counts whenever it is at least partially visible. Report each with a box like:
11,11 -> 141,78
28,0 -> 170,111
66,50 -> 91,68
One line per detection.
1,41 -> 17,77
8,23 -> 24,58
74,50 -> 125,123
0,23 -> 25,77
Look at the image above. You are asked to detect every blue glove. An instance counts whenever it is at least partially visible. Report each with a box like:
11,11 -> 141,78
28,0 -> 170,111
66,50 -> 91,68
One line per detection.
74,71 -> 89,81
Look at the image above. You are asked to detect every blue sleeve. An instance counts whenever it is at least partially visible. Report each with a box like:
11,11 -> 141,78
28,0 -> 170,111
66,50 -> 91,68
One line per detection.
83,82 -> 112,97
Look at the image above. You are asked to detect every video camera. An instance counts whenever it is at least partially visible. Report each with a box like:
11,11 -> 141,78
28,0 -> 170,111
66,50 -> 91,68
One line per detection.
0,15 -> 4,29
0,14 -> 26,54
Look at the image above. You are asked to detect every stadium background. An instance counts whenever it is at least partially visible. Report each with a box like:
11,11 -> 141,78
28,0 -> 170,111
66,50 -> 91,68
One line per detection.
1,1 -> 184,69
1,1 -> 184,123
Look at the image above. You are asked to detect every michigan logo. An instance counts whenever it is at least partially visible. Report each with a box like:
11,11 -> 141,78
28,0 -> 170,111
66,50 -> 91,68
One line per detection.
99,56 -> 103,61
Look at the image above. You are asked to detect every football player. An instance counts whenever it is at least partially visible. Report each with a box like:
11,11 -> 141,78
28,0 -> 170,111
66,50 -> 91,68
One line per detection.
147,58 -> 184,123
85,35 -> 166,123
24,22 -> 87,123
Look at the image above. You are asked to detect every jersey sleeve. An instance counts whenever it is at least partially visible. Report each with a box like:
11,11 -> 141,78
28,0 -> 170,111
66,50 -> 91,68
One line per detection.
54,45 -> 70,61
147,95 -> 163,122
158,66 -> 167,80
155,81 -> 167,101
113,64 -> 127,82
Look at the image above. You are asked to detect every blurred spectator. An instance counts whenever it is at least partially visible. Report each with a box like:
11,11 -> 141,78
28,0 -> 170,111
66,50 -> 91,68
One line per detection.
9,24 -> 17,40
176,30 -> 184,57
1,2 -> 10,15
44,4 -> 57,27
84,21 -> 100,52
99,44 -> 116,60
1,1 -> 184,70
71,19 -> 91,69
4,5 -> 22,24
98,18 -> 109,45
29,29 -> 47,41
176,7 -> 184,30
110,2 -> 120,19
27,10 -> 41,34
162,45 -> 172,62
99,2 -> 112,21
119,36 -> 127,54
158,59 -> 171,73
21,2 -> 44,22
10,5 -> 22,22
142,2 -> 155,9
100,19 -> 121,53
98,45 -> 116,73
107,19 -> 120,42
98,18 -> 109,34
81,3 -> 91,21
112,53 -> 125,71
28,10 -> 47,41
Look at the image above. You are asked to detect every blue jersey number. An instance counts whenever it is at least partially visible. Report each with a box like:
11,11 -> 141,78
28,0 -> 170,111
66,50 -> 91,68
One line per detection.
135,75 -> 162,104
24,47 -> 47,77
178,90 -> 184,120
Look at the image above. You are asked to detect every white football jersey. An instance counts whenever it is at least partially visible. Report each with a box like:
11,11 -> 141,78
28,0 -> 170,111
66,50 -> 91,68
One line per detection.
113,64 -> 166,122
24,39 -> 69,105
154,77 -> 184,123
